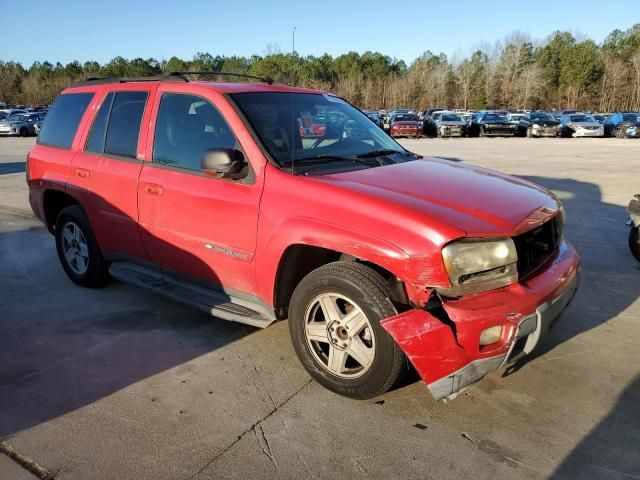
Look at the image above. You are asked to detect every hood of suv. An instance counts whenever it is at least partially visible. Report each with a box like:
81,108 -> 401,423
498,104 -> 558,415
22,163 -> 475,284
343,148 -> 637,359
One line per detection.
319,158 -> 560,236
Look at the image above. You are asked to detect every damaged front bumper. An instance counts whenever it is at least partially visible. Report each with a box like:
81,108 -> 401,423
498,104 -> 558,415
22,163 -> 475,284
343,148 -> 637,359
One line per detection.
381,241 -> 579,400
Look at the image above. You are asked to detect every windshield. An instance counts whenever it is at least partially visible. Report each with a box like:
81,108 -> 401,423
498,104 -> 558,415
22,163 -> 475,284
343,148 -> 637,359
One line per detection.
569,115 -> 594,122
231,92 -> 404,166
440,114 -> 462,122
530,113 -> 555,121
622,114 -> 640,122
7,114 -> 28,121
393,114 -> 418,122
483,114 -> 507,122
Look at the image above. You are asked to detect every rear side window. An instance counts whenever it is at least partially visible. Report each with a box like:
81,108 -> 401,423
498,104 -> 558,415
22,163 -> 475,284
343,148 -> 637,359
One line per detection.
85,92 -> 114,153
38,93 -> 94,149
153,93 -> 237,171
104,91 -> 148,158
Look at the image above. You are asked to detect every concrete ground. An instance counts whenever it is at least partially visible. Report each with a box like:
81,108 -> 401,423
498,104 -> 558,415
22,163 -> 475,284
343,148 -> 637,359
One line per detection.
1,136 -> 639,480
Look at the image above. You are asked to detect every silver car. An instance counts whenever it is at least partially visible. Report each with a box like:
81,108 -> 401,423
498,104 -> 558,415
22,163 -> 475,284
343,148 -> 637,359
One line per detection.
0,113 -> 44,136
434,112 -> 467,137
560,113 -> 604,138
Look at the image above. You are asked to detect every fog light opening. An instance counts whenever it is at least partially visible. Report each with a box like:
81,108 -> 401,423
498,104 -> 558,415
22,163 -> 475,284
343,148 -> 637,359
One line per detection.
479,325 -> 503,346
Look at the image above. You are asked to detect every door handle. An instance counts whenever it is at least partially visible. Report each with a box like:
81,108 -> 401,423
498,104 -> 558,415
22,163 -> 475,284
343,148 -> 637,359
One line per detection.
75,168 -> 90,179
143,184 -> 163,196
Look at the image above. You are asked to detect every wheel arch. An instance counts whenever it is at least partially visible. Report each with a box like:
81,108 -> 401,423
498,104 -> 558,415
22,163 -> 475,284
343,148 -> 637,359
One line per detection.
263,220 -> 413,319
43,189 -> 81,233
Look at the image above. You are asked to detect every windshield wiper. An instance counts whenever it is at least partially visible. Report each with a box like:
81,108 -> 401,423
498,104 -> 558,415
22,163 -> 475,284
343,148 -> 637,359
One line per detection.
281,154 -> 377,168
281,154 -> 381,175
356,149 -> 404,159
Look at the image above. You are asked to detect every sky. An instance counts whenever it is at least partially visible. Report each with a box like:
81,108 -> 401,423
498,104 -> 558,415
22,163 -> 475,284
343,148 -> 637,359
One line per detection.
4,0 -> 639,66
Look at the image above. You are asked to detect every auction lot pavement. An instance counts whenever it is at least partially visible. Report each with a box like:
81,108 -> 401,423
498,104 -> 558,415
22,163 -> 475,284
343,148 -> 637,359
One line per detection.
1,137 -> 639,480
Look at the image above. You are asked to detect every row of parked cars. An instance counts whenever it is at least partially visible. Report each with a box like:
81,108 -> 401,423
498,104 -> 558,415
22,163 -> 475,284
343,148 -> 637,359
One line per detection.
0,106 -> 49,137
363,108 -> 640,139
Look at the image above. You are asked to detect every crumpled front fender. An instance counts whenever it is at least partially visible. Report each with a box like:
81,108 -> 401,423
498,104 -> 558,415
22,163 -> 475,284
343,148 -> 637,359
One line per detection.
382,241 -> 580,400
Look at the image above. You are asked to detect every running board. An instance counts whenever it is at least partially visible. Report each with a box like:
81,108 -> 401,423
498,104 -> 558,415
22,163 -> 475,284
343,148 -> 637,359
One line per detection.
108,262 -> 276,329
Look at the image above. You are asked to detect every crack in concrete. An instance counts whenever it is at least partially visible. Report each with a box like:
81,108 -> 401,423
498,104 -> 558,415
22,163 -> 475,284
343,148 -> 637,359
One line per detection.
254,425 -> 277,469
0,440 -> 56,480
184,378 -> 312,480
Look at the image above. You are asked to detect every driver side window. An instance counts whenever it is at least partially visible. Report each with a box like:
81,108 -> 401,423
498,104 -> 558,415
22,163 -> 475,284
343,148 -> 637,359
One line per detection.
153,93 -> 237,171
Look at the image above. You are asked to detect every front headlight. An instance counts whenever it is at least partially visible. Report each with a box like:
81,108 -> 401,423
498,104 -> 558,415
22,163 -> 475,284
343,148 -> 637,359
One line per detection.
438,238 -> 518,297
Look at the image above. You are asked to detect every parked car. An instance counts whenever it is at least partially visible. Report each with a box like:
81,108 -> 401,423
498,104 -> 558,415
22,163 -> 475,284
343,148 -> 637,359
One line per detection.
432,112 -> 467,137
28,74 -> 579,401
603,112 -> 640,138
592,114 -> 606,124
34,116 -> 45,135
507,113 -> 525,126
516,112 -> 561,137
299,114 -> 327,138
552,109 -> 577,119
559,113 -> 604,138
467,112 -> 517,137
0,112 -> 44,136
363,110 -> 383,128
627,194 -> 640,262
387,112 -> 422,138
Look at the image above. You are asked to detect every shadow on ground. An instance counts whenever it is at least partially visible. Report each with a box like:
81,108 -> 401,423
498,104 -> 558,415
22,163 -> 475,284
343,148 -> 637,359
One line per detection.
0,198 -> 257,438
0,162 -> 26,175
550,374 -> 640,479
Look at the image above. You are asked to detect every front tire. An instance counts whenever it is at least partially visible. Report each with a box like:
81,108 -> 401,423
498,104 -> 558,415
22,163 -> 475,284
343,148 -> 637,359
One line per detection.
55,205 -> 110,287
629,227 -> 640,263
288,262 -> 406,399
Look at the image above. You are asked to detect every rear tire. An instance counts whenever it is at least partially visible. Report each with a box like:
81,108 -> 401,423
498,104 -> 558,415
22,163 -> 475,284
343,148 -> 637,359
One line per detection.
629,227 -> 640,263
288,261 -> 406,399
19,127 -> 27,137
55,205 -> 110,287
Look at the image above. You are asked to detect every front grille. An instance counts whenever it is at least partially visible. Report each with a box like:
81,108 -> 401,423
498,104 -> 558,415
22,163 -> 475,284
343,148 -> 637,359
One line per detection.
513,216 -> 562,279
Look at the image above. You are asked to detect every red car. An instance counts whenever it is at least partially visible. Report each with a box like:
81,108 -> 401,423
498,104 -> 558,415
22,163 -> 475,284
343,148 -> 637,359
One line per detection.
27,74 -> 579,401
388,112 -> 422,138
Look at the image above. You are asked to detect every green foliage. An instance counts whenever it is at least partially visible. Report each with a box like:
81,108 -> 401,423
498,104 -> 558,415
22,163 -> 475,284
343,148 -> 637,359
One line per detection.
1,26 -> 639,110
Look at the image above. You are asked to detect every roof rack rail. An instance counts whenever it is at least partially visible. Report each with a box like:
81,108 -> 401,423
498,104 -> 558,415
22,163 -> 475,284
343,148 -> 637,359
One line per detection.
75,71 -> 274,86
168,71 -> 274,85
75,74 -> 187,86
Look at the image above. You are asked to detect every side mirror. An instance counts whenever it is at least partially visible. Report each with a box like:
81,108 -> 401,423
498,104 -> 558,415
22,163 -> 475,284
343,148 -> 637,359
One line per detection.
201,148 -> 248,180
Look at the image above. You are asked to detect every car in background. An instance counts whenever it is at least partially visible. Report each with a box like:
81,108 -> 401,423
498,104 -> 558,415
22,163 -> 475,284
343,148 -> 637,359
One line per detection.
603,112 -> 640,138
363,110 -> 384,128
0,108 -> 28,118
559,113 -> 604,138
299,114 -> 327,138
467,112 -> 517,137
552,109 -> 577,120
431,112 -> 467,137
627,194 -> 640,262
0,112 -> 45,136
388,112 -> 422,138
516,112 -> 561,137
507,113 -> 525,126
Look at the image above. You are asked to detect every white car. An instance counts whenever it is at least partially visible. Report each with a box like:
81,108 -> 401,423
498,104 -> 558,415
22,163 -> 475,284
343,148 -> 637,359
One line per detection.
433,112 -> 467,137
560,113 -> 604,138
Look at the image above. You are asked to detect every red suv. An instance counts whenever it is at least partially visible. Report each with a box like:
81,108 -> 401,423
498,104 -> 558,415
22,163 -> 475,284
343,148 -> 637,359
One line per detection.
27,74 -> 579,401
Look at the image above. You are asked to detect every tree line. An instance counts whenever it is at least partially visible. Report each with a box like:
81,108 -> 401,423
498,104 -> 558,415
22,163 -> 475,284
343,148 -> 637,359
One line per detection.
1,25 -> 639,112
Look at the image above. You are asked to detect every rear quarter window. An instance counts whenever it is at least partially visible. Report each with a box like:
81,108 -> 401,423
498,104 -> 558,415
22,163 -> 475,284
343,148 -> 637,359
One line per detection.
38,93 -> 94,149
